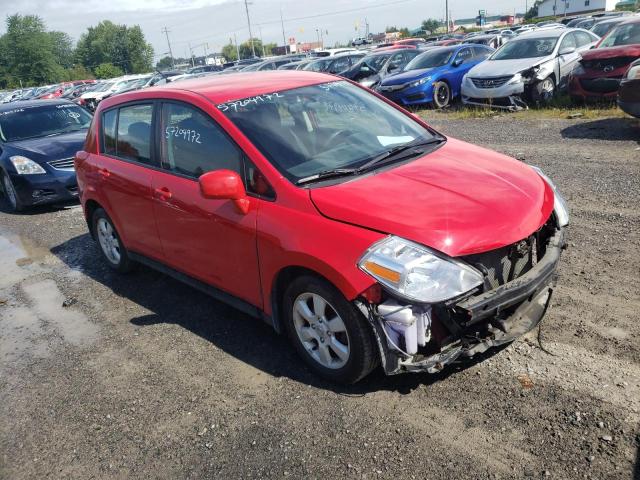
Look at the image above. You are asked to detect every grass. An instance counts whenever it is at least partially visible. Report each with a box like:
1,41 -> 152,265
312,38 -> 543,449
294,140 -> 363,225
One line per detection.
413,96 -> 628,121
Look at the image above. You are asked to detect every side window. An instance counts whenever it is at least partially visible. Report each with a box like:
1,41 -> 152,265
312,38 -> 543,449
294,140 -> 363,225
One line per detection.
160,102 -> 243,179
105,104 -> 154,165
260,62 -> 275,71
102,109 -> 117,156
575,31 -> 594,47
455,47 -> 473,64
559,33 -> 577,52
388,52 -> 404,69
330,56 -> 351,73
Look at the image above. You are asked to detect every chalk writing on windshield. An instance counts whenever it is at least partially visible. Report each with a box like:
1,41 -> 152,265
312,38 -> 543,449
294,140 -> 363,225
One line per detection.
217,92 -> 284,112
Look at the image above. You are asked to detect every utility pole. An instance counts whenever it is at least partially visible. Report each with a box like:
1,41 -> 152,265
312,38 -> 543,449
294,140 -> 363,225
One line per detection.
445,0 -> 450,33
280,8 -> 287,51
234,33 -> 241,61
259,26 -> 266,56
162,26 -> 174,68
244,0 -> 256,58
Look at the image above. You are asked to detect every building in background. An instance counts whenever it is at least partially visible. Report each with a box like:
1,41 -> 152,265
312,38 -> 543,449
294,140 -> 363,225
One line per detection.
537,0 -> 619,17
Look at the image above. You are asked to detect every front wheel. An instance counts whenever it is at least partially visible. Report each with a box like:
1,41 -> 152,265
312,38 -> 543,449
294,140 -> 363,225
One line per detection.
531,76 -> 556,106
1,171 -> 24,212
432,81 -> 451,109
283,275 -> 379,384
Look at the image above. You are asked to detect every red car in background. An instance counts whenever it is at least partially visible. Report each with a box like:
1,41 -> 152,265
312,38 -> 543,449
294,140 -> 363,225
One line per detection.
39,80 -> 96,100
75,72 -> 568,384
569,16 -> 640,101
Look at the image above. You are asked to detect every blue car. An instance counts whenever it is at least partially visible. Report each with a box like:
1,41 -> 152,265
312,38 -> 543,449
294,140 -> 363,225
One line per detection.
0,99 -> 92,211
376,44 -> 495,108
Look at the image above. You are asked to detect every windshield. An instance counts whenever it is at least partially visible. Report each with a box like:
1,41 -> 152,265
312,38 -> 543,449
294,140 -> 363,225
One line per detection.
490,37 -> 558,60
0,104 -> 92,142
221,81 -> 437,183
354,54 -> 390,73
303,58 -> 332,72
405,49 -> 454,70
93,82 -> 115,93
599,22 -> 640,48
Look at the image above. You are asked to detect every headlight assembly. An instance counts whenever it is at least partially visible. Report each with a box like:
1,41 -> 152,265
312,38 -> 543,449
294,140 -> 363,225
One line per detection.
507,73 -> 523,85
626,64 -> 640,80
10,156 -> 46,175
531,166 -> 569,227
359,236 -> 483,303
409,77 -> 430,88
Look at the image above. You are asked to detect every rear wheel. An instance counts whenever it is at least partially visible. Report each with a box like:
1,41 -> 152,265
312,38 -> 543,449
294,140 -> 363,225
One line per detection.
1,171 -> 23,212
92,208 -> 133,273
283,275 -> 379,384
433,81 -> 451,109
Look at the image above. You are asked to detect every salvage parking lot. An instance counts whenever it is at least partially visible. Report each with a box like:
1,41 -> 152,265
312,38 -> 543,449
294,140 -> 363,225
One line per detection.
0,114 -> 638,479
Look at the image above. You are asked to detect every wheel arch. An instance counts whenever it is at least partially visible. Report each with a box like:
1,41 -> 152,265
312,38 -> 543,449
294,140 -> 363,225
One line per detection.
268,263 -> 373,334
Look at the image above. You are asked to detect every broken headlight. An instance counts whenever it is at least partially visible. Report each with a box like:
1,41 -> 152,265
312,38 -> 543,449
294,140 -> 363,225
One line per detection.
358,236 -> 483,303
531,166 -> 569,228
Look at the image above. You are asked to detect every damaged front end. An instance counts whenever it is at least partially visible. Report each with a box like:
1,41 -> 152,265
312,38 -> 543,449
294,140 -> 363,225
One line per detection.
356,215 -> 566,376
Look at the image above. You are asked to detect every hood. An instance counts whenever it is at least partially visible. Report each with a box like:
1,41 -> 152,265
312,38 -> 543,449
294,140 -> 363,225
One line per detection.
6,130 -> 88,163
309,138 -> 554,257
581,44 -> 640,61
381,68 -> 435,85
467,56 -> 552,77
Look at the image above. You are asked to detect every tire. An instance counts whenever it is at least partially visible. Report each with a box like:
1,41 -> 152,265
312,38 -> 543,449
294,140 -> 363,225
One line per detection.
92,208 -> 134,273
432,81 -> 451,109
1,171 -> 24,212
283,275 -> 379,384
531,76 -> 556,106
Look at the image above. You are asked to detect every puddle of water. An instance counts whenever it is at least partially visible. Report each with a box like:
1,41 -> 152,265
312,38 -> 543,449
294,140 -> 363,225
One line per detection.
22,280 -> 99,347
0,235 -> 32,289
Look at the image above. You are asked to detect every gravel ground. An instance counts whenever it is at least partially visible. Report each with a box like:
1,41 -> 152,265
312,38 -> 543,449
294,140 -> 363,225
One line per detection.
0,115 -> 638,479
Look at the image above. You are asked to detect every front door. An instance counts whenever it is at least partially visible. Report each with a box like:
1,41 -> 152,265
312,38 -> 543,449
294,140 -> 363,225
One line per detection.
151,101 -> 262,307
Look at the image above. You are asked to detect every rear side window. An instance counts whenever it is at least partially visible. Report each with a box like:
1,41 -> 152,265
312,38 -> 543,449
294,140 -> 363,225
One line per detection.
103,109 -> 117,155
472,46 -> 492,60
102,104 -> 154,165
160,102 -> 243,179
575,31 -> 594,47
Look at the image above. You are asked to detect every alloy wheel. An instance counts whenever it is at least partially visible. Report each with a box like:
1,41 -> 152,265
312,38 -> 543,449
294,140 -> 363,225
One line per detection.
97,218 -> 121,265
292,292 -> 350,369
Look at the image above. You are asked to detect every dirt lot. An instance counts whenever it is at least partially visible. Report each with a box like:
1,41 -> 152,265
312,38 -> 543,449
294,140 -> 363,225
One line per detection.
0,115 -> 638,479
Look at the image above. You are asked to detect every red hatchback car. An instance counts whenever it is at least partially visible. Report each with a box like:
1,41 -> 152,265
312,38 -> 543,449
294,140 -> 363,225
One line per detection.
75,71 -> 569,384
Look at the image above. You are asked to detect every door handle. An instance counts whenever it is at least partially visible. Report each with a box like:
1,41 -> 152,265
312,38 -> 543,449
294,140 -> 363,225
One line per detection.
98,168 -> 110,178
154,187 -> 172,200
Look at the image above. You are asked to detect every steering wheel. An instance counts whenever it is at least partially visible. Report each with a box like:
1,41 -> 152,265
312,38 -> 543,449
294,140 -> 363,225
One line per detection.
325,129 -> 361,147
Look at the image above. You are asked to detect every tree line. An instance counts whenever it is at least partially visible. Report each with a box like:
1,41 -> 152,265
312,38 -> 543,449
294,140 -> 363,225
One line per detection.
0,14 -> 154,89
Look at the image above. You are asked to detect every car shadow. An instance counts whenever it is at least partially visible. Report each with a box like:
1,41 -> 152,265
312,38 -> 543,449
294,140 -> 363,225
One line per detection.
560,117 -> 640,144
51,232 -> 506,394
0,194 -> 79,215
635,447 -> 640,480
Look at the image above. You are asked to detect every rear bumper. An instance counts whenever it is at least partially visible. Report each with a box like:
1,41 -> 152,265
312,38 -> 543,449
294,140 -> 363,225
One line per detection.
365,227 -> 566,375
9,171 -> 78,207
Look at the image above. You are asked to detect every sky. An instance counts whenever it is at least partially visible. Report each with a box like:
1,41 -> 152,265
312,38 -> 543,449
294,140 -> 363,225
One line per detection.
0,0 -> 529,59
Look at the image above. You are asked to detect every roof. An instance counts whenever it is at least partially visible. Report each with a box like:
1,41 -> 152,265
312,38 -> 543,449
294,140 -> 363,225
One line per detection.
517,28 -> 570,39
0,98 -> 73,111
146,71 -> 339,105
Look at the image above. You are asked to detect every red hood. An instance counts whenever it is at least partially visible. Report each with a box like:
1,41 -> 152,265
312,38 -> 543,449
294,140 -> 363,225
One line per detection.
582,44 -> 640,60
309,138 -> 555,257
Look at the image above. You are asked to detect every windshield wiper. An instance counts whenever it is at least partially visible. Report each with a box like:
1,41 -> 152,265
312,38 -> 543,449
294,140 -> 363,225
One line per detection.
296,168 -> 359,185
355,137 -> 445,173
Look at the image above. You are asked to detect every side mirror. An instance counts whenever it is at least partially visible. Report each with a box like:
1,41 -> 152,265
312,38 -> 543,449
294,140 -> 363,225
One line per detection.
559,47 -> 576,56
199,169 -> 250,214
453,58 -> 464,67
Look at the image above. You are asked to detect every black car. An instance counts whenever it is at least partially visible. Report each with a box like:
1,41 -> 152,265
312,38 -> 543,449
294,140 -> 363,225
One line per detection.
339,49 -> 422,88
0,99 -> 92,211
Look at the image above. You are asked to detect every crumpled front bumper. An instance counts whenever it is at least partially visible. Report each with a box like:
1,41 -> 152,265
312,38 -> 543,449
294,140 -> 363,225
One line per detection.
362,226 -> 566,375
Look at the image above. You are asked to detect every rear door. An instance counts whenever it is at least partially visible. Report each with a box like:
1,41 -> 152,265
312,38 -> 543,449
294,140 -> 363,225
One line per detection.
97,102 -> 164,259
150,100 -> 263,307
